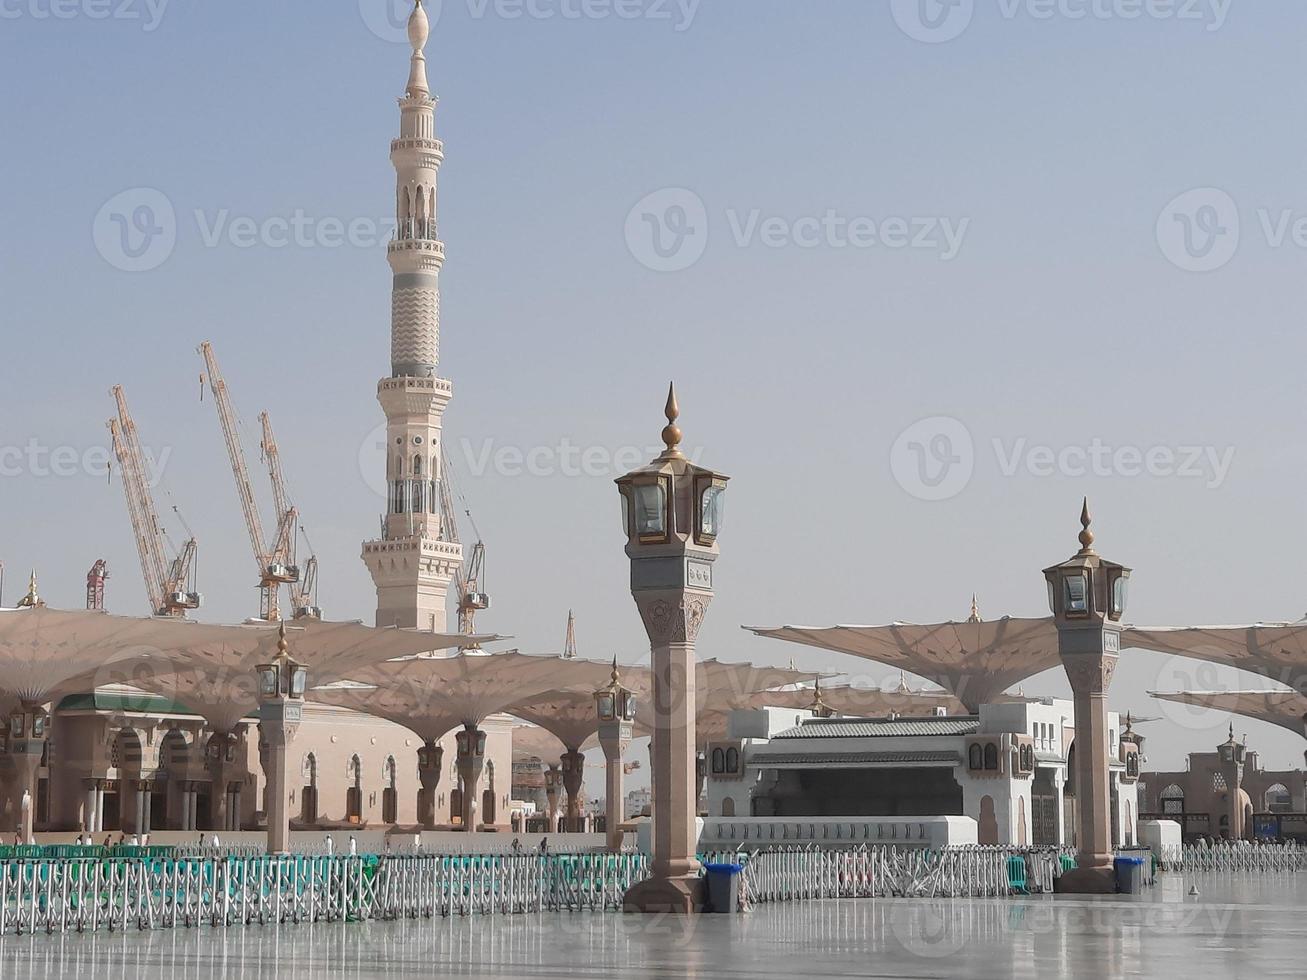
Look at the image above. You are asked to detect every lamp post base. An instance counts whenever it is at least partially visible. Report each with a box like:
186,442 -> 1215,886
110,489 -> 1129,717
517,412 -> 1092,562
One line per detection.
623,874 -> 706,914
1054,864 -> 1117,895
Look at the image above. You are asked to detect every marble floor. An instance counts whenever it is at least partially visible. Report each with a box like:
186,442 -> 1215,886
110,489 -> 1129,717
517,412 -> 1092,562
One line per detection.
4,874 -> 1304,979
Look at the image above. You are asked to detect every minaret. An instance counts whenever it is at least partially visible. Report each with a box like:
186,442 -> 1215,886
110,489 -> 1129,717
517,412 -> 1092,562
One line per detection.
362,0 -> 463,632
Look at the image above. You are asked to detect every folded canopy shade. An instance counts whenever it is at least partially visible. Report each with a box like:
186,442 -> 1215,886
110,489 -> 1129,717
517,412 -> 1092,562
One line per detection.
746,618 -> 1061,712
1126,624 -> 1307,693
1149,689 -> 1307,741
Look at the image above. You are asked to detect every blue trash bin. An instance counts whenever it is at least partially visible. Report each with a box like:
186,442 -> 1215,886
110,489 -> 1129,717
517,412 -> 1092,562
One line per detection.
1113,857 -> 1146,894
703,863 -> 745,913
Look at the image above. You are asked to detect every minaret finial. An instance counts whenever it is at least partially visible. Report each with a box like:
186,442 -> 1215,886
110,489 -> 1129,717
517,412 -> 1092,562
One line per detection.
406,0 -> 431,97
660,383 -> 683,456
1077,498 -> 1095,554
16,571 -> 42,609
968,594 -> 982,623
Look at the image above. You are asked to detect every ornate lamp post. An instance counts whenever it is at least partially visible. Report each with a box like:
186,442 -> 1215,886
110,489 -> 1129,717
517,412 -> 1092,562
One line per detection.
596,659 -> 637,852
454,724 -> 486,832
7,704 -> 47,844
1216,725 -> 1247,840
559,750 -> 586,832
616,385 -> 728,913
256,625 -> 307,855
9,574 -> 46,843
1043,500 -> 1131,893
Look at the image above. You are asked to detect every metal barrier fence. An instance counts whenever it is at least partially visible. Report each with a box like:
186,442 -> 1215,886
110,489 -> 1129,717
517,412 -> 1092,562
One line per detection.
0,853 -> 652,935
701,846 -> 1070,909
1173,841 -> 1307,874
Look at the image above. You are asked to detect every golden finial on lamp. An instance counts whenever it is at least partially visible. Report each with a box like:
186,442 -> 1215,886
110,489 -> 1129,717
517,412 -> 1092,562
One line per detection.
1078,498 -> 1096,554
660,383 -> 683,457
16,571 -> 43,609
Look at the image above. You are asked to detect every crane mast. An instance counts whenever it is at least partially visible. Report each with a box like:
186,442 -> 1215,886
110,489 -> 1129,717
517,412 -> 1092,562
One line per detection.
86,560 -> 108,611
199,342 -> 298,621
260,412 -> 321,620
108,386 -> 201,617
438,462 -> 489,644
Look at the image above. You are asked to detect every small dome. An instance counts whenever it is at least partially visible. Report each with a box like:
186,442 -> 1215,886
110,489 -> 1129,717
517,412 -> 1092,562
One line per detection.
408,1 -> 430,52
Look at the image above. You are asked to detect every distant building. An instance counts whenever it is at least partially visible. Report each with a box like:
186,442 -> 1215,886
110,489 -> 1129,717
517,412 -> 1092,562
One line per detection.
703,700 -> 1141,848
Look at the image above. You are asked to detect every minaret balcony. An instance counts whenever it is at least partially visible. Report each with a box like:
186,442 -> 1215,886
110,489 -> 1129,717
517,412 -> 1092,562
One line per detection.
391,137 -> 444,169
388,238 -> 445,262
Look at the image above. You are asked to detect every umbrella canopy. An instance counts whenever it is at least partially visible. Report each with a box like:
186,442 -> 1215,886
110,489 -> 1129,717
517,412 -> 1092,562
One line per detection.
1126,623 -> 1307,692
92,617 -> 486,733
312,651 -> 614,743
745,618 -> 1061,712
1150,689 -> 1307,741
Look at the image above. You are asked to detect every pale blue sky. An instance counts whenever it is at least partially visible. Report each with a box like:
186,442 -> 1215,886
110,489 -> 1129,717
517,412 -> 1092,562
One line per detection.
3,1 -> 1307,776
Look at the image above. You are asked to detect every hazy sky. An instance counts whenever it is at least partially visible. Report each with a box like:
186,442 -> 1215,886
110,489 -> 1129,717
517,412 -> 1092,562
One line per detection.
3,0 -> 1306,782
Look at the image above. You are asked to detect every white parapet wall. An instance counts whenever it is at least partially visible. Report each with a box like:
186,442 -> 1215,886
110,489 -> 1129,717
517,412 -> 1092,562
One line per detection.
695,816 -> 978,851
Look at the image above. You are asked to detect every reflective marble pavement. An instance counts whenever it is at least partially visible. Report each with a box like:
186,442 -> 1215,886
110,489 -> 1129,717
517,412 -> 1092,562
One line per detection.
4,875 -> 1304,979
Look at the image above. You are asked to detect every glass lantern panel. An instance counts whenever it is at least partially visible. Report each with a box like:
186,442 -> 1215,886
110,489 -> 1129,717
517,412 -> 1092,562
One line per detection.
258,668 -> 278,698
700,485 -> 725,537
597,694 -> 615,720
1064,574 -> 1089,614
290,666 -> 308,698
622,693 -> 638,722
32,715 -> 44,738
1111,575 -> 1129,617
1046,579 -> 1056,615
9,716 -> 22,739
634,483 -> 666,536
620,491 -> 630,536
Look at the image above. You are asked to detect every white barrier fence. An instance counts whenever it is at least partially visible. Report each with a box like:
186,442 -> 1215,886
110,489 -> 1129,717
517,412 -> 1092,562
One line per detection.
0,853 -> 650,935
1173,841 -> 1307,874
702,846 -> 1068,908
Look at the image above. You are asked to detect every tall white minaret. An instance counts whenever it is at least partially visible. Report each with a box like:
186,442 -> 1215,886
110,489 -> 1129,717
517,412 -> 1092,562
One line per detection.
362,0 -> 463,632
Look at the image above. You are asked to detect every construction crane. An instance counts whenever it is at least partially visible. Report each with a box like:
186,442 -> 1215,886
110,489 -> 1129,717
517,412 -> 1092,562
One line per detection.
437,455 -> 489,644
108,386 -> 202,617
199,342 -> 299,621
86,560 -> 108,611
259,412 -> 321,620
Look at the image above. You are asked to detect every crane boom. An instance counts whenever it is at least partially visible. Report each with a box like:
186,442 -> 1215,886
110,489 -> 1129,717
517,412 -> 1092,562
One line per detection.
438,455 -> 488,642
199,342 -> 267,578
260,411 -> 321,619
108,387 -> 200,616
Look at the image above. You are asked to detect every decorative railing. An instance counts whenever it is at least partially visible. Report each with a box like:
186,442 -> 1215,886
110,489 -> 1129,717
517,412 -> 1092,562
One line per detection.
700,845 -> 1071,909
0,853 -> 651,935
1173,841 -> 1307,874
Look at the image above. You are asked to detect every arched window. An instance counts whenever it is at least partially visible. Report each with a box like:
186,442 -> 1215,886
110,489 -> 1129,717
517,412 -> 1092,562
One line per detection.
710,748 -> 725,774
969,744 -> 983,770
721,797 -> 736,817
346,755 -> 363,823
413,455 -> 423,476
1266,783 -> 1292,813
1160,783 -> 1185,816
1212,772 -> 1228,792
725,748 -> 740,773
983,743 -> 999,771
382,756 -> 398,824
301,753 -> 318,825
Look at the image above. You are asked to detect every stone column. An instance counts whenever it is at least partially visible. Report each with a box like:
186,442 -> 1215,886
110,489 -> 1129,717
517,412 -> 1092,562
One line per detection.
134,781 -> 150,836
84,781 -> 99,833
561,751 -> 585,833
1058,643 -> 1118,890
455,725 -> 485,833
11,755 -> 39,844
695,752 -> 707,814
624,594 -> 709,912
262,726 -> 294,854
417,741 -> 443,830
598,732 -> 632,854
544,765 -> 561,832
